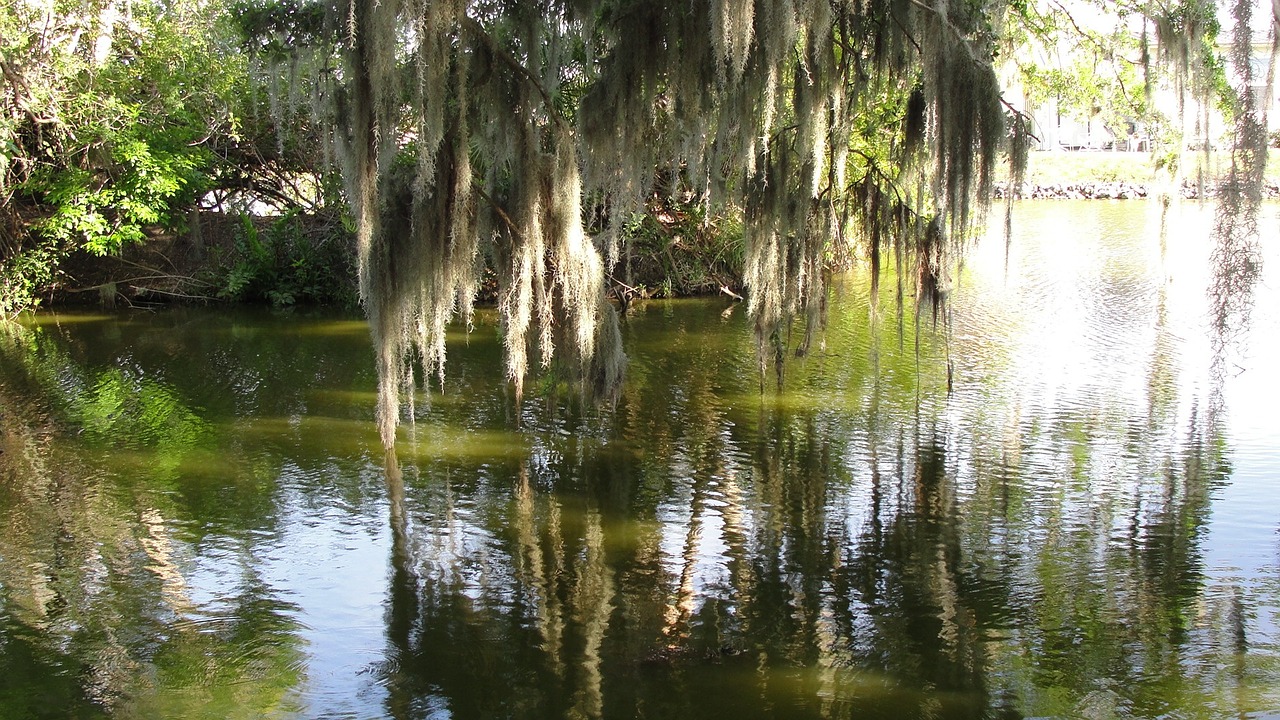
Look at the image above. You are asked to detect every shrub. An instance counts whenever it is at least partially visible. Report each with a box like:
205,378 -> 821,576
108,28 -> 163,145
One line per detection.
216,211 -> 357,307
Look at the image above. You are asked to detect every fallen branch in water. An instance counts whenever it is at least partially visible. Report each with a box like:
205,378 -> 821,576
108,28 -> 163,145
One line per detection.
63,274 -> 212,291
720,285 -> 744,301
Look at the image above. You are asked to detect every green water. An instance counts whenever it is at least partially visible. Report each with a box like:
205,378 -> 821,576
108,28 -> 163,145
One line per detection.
1,201 -> 1278,719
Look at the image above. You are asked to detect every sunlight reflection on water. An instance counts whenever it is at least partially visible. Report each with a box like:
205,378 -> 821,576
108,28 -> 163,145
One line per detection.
1,201 -> 1278,719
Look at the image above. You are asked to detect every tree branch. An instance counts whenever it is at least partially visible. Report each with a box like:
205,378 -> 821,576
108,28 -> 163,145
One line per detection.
460,15 -> 570,133
472,182 -> 523,239
1047,0 -> 1144,113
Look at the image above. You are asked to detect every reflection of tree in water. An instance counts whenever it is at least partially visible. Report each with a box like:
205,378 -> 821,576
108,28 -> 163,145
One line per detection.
374,284 -> 1273,719
0,321 -> 306,718
381,448 -> 616,720
378,382 -> 999,718
836,425 -> 997,719
0,388 -> 306,718
952,397 -> 1237,714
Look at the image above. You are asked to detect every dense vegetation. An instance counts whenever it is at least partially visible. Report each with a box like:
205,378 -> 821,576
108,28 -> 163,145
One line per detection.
0,0 -> 350,312
2,0 -> 1272,448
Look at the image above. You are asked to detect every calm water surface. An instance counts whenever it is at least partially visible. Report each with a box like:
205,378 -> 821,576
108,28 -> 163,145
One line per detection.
1,201 -> 1278,719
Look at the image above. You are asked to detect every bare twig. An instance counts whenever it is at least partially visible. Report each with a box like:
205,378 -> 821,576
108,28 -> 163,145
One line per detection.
1047,0 -> 1145,113
606,272 -> 642,297
128,286 -> 216,301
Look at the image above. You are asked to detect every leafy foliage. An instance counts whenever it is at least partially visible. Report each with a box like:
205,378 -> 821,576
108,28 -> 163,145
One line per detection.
216,211 -> 357,307
618,178 -> 745,299
30,120 -> 211,255
1,1 -> 254,311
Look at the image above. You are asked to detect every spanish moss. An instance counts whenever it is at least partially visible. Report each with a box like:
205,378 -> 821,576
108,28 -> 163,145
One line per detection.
1210,0 -> 1276,360
243,0 -> 1028,447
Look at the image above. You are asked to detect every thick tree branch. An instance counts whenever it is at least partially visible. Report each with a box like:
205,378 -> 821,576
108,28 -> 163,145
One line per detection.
472,182 -> 523,240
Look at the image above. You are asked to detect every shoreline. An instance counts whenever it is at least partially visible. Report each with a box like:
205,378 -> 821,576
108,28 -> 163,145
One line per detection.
993,149 -> 1280,200
994,179 -> 1280,200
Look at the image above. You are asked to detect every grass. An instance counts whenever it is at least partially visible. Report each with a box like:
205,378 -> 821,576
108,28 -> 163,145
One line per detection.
998,150 -> 1280,185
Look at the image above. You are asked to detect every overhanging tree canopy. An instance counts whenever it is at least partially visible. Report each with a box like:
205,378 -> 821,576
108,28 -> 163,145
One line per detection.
237,0 -> 1028,448
230,0 -> 1278,451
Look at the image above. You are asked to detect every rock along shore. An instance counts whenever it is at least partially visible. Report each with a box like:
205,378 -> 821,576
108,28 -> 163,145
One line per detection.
993,180 -> 1280,200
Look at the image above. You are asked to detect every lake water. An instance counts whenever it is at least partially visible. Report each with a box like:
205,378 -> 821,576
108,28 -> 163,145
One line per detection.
1,201 -> 1277,719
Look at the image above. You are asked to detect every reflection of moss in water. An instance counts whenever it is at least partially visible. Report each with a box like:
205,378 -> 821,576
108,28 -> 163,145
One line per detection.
976,408 -> 1250,718
384,286 -> 1268,717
